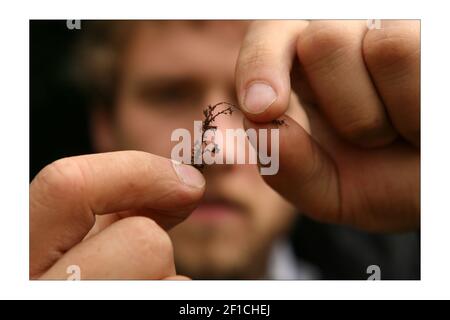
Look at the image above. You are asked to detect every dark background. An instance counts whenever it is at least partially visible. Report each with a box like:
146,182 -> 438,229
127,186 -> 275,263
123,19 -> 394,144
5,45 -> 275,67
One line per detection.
30,20 -> 420,280
30,20 -> 92,179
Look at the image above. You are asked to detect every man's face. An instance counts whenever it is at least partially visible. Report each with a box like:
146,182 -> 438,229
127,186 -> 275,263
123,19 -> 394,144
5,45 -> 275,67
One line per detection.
94,21 -> 297,279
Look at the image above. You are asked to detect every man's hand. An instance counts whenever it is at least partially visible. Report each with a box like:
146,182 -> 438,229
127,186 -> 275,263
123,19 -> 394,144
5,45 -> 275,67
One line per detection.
30,151 -> 205,279
236,20 -> 420,232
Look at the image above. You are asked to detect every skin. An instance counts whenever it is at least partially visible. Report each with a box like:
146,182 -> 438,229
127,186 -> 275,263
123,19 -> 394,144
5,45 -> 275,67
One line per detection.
106,21 -> 298,279
29,20 -> 420,279
236,20 -> 420,232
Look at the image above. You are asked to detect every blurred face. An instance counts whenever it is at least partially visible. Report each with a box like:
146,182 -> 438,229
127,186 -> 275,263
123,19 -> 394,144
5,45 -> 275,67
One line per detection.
94,21 -> 297,279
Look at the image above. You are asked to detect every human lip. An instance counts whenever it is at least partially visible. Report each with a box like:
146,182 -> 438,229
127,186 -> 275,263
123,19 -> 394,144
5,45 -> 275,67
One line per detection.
190,195 -> 246,222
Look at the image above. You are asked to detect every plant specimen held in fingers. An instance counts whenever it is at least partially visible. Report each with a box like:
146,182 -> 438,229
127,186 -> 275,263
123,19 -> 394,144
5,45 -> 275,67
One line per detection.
191,102 -> 235,171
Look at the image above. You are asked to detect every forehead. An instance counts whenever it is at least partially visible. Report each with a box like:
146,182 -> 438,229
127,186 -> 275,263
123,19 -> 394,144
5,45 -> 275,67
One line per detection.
121,21 -> 249,80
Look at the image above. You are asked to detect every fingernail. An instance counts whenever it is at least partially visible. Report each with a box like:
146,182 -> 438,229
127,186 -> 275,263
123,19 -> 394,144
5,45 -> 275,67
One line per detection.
243,82 -> 277,114
171,160 -> 205,189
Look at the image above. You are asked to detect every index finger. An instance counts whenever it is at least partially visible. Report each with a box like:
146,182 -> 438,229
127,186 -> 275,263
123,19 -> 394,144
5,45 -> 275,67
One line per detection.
235,20 -> 309,122
30,151 -> 205,277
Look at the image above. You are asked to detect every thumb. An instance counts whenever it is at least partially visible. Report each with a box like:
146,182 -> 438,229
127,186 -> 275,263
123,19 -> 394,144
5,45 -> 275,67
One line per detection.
244,115 -> 342,224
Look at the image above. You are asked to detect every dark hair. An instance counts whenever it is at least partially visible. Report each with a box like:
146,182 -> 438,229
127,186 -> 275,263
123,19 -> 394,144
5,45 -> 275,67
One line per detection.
73,20 -> 238,111
72,21 -> 134,111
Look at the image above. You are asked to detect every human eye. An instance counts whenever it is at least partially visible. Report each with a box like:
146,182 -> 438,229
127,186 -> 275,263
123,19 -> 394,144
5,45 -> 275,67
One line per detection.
136,78 -> 202,108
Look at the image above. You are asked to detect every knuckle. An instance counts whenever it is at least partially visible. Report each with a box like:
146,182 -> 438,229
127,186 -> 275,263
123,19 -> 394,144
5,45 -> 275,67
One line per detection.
363,27 -> 420,70
31,157 -> 95,231
297,25 -> 359,69
35,157 -> 87,200
340,113 -> 391,145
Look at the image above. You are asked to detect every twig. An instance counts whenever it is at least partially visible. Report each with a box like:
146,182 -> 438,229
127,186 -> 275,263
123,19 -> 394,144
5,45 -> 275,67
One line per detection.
192,102 -> 236,171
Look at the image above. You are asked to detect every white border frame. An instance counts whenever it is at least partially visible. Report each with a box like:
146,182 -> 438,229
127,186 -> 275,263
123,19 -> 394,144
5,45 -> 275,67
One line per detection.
1,0 -> 449,299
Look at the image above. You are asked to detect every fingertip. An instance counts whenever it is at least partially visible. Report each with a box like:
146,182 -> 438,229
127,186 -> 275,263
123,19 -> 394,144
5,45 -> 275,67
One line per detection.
235,21 -> 309,123
242,82 -> 277,114
237,75 -> 292,123
171,160 -> 206,190
243,113 -> 293,131
240,96 -> 289,123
